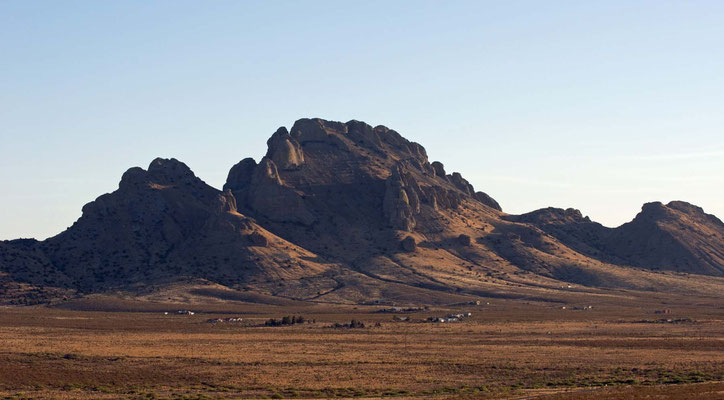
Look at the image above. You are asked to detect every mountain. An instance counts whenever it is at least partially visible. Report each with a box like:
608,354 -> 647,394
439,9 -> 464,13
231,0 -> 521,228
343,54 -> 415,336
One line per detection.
608,201 -> 724,275
0,157 -> 349,303
1,118 -> 723,305
511,201 -> 724,276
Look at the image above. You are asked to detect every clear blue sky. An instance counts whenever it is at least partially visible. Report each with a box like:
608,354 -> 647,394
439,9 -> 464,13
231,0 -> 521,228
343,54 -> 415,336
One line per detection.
2,1 -> 723,240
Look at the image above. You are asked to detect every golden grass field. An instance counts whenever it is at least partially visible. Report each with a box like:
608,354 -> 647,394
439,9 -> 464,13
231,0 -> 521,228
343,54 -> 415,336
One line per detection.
0,294 -> 722,400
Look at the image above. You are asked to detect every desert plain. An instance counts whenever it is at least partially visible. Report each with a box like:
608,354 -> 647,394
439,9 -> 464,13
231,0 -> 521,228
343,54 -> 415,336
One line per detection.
1,290 -> 722,400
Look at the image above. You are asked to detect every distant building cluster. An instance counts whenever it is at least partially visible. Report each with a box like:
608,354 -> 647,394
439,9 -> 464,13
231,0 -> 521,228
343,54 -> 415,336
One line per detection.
560,306 -> 593,311
206,317 -> 243,324
163,310 -> 195,315
377,306 -> 426,313
427,312 -> 472,323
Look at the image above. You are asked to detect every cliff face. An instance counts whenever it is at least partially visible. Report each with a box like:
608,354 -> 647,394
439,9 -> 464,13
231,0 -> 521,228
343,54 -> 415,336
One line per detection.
223,118 -> 501,265
1,118 -> 723,305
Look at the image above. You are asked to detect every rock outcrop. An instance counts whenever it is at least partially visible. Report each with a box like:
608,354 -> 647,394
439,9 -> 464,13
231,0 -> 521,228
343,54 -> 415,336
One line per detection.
266,127 -> 305,170
474,191 -> 502,211
431,161 -> 447,179
457,234 -> 472,246
227,156 -> 316,226
246,231 -> 268,247
383,165 -> 420,231
401,236 -> 417,252
224,158 -> 257,192
223,118 -> 503,265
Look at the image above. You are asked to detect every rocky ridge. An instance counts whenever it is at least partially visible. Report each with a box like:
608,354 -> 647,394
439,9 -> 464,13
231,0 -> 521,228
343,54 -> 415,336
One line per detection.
1,118 -> 723,305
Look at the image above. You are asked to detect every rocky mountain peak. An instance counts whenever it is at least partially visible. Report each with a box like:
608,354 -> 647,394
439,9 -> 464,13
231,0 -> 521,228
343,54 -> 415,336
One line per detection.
638,201 -> 671,218
634,201 -> 717,225
289,118 -> 347,145
666,201 -> 724,225
147,157 -> 198,183
632,201 -> 724,232
224,158 -> 257,192
224,118 -> 503,232
266,127 -> 305,171
120,158 -> 201,190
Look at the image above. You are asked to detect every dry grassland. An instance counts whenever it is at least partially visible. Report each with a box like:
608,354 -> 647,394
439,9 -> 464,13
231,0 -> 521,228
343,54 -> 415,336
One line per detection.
0,298 -> 722,399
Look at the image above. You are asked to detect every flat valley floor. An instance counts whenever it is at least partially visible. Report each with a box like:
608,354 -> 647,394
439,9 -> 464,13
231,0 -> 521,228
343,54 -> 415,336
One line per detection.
0,293 -> 723,400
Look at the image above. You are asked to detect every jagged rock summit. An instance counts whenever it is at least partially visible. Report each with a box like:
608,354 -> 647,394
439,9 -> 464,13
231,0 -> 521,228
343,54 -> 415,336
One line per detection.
226,117 -> 501,228
1,118 -> 723,306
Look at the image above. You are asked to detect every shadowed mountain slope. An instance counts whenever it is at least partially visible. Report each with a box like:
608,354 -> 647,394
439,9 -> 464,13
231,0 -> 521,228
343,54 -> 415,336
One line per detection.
0,158 -> 351,299
607,201 -> 724,275
511,201 -> 724,276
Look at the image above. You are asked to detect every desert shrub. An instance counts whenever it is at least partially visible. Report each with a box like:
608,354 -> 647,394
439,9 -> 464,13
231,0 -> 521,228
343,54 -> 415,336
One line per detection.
265,316 -> 306,327
332,320 -> 365,329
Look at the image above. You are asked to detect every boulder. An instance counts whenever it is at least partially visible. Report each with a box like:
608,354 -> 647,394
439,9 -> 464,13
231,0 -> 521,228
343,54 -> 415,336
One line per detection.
457,234 -> 472,247
431,161 -> 447,179
246,231 -> 268,247
401,236 -> 417,252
